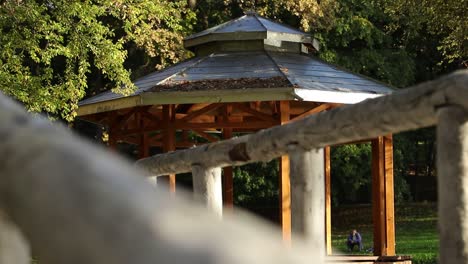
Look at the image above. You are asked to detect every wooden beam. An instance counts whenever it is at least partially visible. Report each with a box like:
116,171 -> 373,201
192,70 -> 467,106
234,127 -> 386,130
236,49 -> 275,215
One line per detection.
222,126 -> 234,209
179,103 -> 223,122
279,101 -> 291,243
384,135 -> 396,255
116,120 -> 275,136
141,110 -> 161,124
192,130 -> 219,143
138,113 -> 150,159
108,112 -> 118,151
289,103 -> 331,122
372,137 -> 385,256
231,103 -> 277,122
324,146 -> 332,255
372,136 -> 395,256
175,121 -> 276,130
163,104 -> 176,193
110,109 -> 137,131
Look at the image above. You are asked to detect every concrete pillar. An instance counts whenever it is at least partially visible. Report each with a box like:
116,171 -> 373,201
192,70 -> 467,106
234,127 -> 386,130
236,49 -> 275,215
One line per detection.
147,177 -> 158,188
290,148 -> 325,260
192,166 -> 223,218
0,212 -> 30,264
437,106 -> 468,263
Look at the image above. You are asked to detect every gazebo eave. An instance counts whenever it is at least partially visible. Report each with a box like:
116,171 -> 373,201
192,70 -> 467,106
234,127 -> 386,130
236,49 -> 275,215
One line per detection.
76,87 -> 386,117
77,87 -> 296,117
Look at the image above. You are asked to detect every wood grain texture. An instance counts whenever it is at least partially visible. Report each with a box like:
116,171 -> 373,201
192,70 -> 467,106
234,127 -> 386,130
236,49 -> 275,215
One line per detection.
222,122 -> 234,209
163,104 -> 176,192
372,136 -> 396,256
279,101 -> 291,243
324,146 -> 332,255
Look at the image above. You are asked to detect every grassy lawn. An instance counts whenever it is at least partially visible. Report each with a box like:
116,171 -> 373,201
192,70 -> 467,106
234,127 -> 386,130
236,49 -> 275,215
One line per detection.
331,203 -> 438,264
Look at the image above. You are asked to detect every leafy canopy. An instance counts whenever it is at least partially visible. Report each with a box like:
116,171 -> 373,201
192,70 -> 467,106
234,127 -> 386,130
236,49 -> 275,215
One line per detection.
0,0 -> 193,121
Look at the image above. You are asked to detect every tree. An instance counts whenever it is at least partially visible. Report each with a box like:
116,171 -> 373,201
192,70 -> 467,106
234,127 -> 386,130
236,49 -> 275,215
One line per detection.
189,0 -> 337,33
0,0 -> 194,121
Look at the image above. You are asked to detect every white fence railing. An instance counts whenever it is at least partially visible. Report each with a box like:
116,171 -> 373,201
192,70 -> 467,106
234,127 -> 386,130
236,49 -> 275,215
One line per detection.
0,70 -> 466,264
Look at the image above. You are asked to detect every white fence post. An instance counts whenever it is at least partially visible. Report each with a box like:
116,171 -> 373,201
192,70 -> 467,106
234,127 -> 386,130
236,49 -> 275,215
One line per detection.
437,106 -> 468,263
192,166 -> 223,217
290,148 -> 325,259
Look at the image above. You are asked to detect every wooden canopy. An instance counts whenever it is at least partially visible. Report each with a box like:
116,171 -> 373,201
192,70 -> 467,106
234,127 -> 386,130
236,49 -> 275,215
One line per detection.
77,12 -> 396,257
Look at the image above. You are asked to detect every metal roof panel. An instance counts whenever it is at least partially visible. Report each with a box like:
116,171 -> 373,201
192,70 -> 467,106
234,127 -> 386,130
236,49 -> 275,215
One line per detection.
268,52 -> 393,94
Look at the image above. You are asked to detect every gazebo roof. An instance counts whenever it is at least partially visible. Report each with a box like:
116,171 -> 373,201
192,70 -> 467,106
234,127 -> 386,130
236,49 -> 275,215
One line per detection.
77,14 -> 394,117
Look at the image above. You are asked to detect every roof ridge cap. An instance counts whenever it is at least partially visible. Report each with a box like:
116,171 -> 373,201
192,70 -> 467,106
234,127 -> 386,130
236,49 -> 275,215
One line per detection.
155,55 -> 212,87
184,15 -> 249,40
252,12 -> 267,31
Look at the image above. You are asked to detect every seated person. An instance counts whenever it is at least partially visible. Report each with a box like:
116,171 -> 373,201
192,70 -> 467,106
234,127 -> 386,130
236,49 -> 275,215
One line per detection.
347,229 -> 363,252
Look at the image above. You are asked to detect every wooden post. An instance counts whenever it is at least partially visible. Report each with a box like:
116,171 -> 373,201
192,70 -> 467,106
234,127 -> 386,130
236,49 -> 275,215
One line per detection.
137,111 -> 156,187
163,104 -> 176,192
222,104 -> 234,209
371,136 -> 395,256
324,146 -> 332,255
290,148 -> 325,261
279,101 -> 291,242
222,128 -> 234,209
436,106 -> 468,264
192,166 -> 223,218
108,134 -> 117,151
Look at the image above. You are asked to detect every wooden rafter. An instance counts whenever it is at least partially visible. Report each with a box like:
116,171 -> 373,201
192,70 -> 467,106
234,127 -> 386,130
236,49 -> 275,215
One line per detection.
141,110 -> 161,124
110,109 -> 138,133
289,103 -> 331,122
175,121 -> 276,130
231,103 -> 277,122
179,103 -> 223,123
192,130 -> 219,143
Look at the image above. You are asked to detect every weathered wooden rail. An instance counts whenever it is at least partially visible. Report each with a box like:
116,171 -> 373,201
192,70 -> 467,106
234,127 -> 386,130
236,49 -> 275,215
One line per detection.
0,70 -> 466,264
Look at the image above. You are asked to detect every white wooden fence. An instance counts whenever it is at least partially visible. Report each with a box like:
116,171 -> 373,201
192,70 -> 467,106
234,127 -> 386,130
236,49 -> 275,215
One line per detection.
0,70 -> 466,264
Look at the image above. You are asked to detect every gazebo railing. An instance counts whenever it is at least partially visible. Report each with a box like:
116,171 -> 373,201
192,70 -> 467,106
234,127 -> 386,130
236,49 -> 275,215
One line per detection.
0,70 -> 466,264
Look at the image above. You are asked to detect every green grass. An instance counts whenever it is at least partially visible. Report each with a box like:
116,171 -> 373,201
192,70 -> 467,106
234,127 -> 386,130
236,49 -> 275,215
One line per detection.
331,203 -> 438,264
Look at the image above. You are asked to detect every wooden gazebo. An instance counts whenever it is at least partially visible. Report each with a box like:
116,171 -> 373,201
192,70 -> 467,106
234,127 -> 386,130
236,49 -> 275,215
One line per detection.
78,12 -> 396,258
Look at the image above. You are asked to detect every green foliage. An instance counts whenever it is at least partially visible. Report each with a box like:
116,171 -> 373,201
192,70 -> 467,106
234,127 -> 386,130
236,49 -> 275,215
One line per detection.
0,0 -> 194,121
190,0 -> 337,32
384,0 -> 467,67
331,143 -> 412,206
233,160 -> 279,207
315,0 -> 417,87
331,144 -> 372,205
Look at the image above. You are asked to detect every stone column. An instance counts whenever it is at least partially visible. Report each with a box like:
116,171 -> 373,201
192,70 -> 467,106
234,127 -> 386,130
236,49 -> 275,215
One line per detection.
290,148 -> 325,261
192,166 -> 223,218
437,106 -> 468,263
